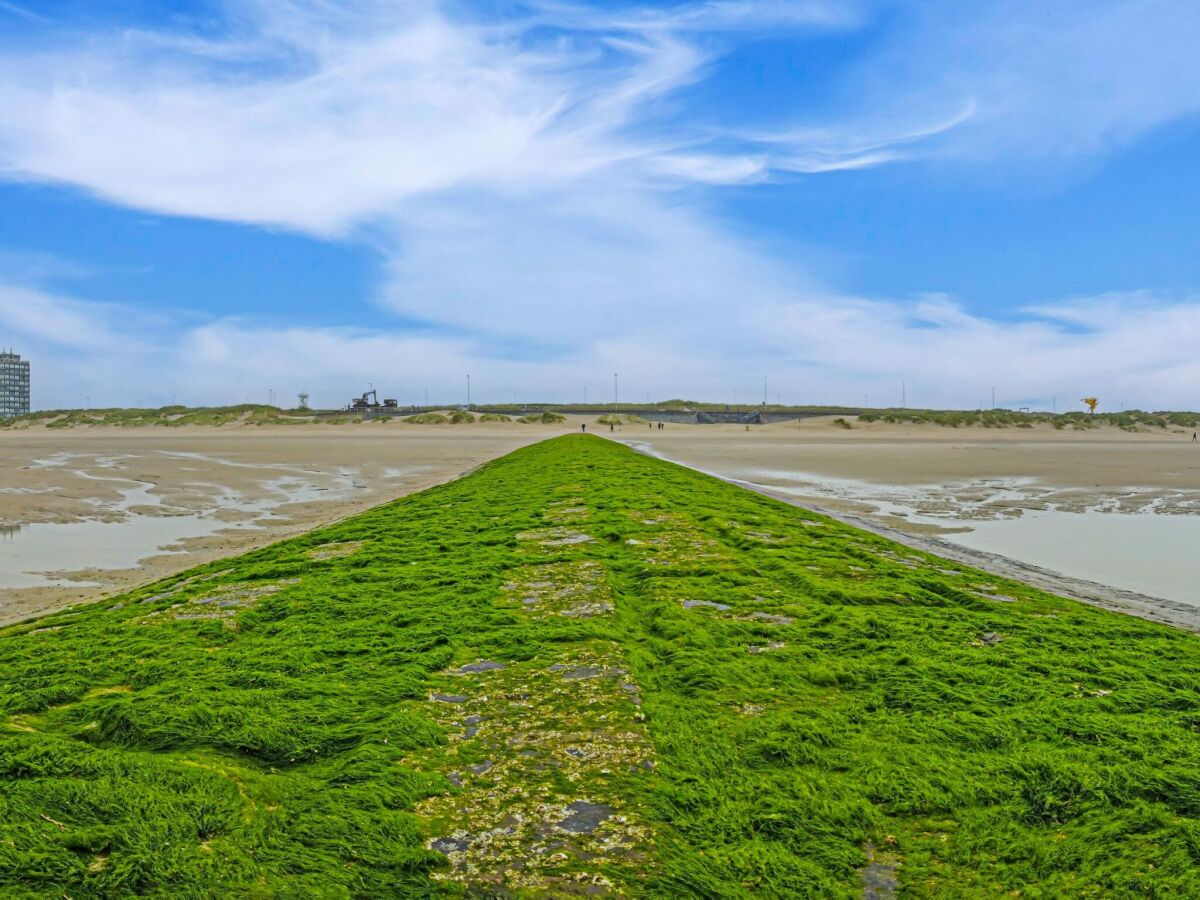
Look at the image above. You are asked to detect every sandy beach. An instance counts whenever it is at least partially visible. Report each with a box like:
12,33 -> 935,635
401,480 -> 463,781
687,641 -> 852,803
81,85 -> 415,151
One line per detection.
0,419 -> 570,624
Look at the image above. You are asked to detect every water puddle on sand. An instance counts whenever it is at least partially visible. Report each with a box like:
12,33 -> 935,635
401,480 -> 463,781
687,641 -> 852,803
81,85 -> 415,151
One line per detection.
748,469 -> 1200,609
0,516 -> 258,589
945,511 -> 1200,608
0,451 -> 368,591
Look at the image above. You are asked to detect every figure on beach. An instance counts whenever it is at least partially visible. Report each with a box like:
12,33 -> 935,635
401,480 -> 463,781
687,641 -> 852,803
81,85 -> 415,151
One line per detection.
581,423 -> 586,433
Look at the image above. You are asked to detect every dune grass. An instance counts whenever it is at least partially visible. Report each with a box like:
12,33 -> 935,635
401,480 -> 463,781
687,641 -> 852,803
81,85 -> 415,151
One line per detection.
0,405 -> 312,429
2,436 -> 1199,896
859,408 -> 1200,431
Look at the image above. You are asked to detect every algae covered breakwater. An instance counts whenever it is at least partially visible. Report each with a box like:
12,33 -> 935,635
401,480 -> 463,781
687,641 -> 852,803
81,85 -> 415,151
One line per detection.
2,436 -> 1199,896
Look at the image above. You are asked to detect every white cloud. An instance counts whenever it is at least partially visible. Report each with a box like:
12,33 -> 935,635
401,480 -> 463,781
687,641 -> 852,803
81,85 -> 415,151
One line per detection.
0,283 -> 146,352
0,0 -> 1199,413
834,0 -> 1200,164
5,277 -> 1200,412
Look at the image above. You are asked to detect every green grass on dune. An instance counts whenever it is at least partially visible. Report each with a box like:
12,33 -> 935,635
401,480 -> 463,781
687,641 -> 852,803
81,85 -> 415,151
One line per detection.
2,436 -> 1199,896
859,408 -> 1200,431
0,405 -> 312,429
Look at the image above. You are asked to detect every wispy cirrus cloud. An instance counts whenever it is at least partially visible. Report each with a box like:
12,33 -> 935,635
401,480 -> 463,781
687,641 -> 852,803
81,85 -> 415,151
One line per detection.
836,0 -> 1200,164
2,0 -> 1197,225
0,1 -> 45,24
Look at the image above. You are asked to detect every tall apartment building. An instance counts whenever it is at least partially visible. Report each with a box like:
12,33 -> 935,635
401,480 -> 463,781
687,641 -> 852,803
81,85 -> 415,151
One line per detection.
0,350 -> 30,418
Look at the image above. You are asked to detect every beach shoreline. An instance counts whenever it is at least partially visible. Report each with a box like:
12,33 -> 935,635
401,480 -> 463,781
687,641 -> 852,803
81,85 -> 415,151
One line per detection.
0,420 -> 568,624
619,432 -> 1200,633
5,415 -> 1198,629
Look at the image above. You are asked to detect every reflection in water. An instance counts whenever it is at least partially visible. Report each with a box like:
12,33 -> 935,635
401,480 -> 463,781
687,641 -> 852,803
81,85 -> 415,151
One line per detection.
0,523 -> 26,540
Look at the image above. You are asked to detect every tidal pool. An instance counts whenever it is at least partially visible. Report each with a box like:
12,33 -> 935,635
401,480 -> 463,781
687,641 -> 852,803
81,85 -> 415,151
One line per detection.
0,452 -> 363,590
760,471 -> 1200,609
0,515 -> 256,589
943,510 -> 1200,608
736,465 -> 1200,609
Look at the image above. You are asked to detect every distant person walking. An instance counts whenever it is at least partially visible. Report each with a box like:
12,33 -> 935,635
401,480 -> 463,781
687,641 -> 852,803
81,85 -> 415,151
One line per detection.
1193,431 -> 1197,442
581,423 -> 586,433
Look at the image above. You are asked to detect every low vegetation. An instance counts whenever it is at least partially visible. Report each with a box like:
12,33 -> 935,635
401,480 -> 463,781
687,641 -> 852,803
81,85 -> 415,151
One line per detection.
0,405 -> 312,429
9,403 -> 1199,434
2,437 -> 1199,896
858,408 -> 1200,431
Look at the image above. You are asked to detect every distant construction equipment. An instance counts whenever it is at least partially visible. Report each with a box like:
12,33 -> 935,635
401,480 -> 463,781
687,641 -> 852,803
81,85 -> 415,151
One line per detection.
347,389 -> 398,411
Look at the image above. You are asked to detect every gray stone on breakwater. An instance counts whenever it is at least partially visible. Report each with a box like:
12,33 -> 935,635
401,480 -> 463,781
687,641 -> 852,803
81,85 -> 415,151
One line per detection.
745,611 -> 793,625
562,665 -> 606,680
456,660 -> 506,674
557,800 -> 615,835
682,599 -> 730,611
430,834 -> 472,855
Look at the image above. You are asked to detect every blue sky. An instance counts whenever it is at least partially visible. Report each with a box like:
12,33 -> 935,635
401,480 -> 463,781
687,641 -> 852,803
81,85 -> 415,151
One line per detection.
1,0 -> 1199,410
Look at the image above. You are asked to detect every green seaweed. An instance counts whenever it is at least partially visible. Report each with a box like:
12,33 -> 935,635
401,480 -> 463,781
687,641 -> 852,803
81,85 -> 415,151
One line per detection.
2,436 -> 1199,896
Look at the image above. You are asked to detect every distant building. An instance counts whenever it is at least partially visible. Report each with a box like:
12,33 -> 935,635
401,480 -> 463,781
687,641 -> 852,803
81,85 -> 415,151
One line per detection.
0,350 -> 30,418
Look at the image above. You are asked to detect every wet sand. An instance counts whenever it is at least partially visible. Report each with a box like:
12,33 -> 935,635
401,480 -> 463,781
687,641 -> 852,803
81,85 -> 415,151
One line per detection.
0,420 -> 572,624
616,417 -> 1200,631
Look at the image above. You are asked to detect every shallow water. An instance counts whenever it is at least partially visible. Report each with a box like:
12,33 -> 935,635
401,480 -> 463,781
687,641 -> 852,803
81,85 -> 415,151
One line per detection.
748,469 -> 1200,608
0,451 -> 364,589
0,515 -> 257,588
944,511 -> 1200,607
